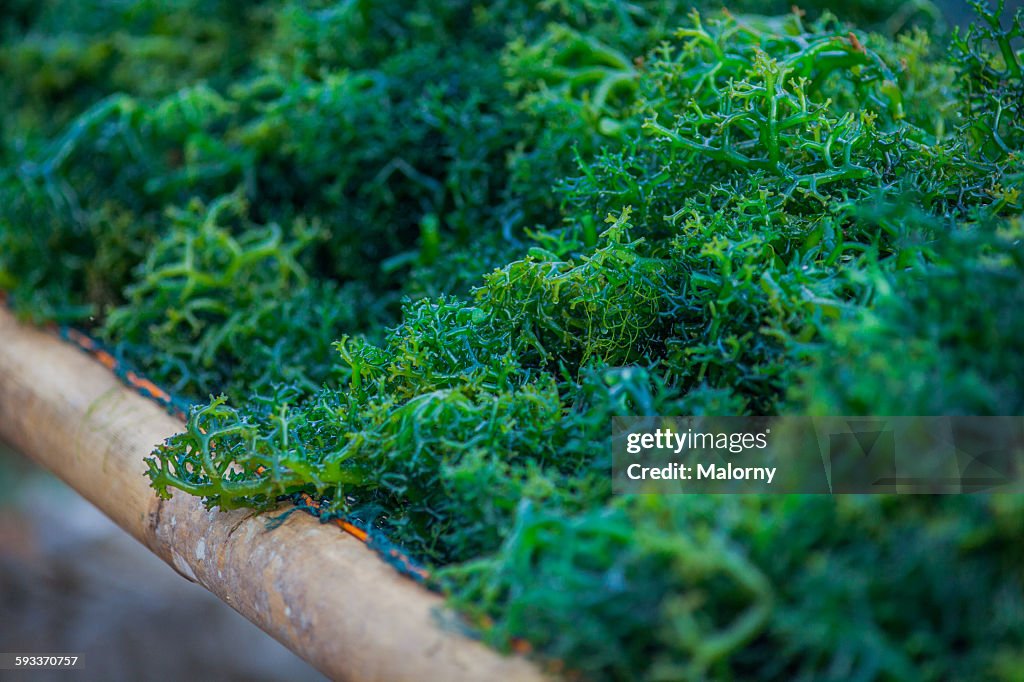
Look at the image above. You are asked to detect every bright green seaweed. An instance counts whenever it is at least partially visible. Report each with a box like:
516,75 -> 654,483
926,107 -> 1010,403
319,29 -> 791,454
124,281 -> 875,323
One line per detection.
2,2 -> 1023,679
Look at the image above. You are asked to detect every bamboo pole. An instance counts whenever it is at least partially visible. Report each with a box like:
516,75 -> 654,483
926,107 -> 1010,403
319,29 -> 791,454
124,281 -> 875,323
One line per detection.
0,306 -> 546,682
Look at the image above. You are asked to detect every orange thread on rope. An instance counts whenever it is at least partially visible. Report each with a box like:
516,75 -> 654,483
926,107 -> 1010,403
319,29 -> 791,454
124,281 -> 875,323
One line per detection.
337,519 -> 370,543
511,639 -> 533,655
300,493 -> 371,543
124,372 -> 173,403
386,547 -> 430,581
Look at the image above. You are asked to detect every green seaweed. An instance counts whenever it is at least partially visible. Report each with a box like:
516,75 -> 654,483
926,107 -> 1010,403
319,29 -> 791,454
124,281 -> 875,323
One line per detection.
3,2 -> 1024,680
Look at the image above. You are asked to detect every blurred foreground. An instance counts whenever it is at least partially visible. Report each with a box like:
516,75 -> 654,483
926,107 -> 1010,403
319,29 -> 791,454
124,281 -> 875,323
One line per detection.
0,443 -> 325,682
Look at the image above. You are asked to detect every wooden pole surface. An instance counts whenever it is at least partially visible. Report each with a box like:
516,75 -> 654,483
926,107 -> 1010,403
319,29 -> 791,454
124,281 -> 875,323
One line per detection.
0,306 -> 546,682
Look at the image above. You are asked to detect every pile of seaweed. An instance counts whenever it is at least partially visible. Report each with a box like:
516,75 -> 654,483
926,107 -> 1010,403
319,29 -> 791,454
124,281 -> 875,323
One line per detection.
2,2 -> 1023,679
